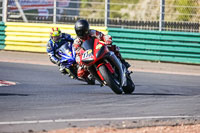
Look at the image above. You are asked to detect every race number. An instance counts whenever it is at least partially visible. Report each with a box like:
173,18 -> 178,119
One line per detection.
82,49 -> 93,59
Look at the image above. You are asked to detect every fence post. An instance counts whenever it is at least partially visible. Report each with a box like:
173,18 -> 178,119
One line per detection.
53,0 -> 57,24
2,0 -> 8,22
14,0 -> 28,22
159,0 -> 165,31
105,0 -> 110,27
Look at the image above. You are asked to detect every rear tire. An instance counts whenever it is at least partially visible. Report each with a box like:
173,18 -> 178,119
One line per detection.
86,78 -> 95,85
98,65 -> 123,94
122,75 -> 135,94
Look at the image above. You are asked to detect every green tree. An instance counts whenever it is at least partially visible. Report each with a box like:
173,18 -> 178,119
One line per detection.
80,0 -> 140,19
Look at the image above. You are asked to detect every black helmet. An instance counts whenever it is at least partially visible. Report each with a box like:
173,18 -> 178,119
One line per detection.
75,19 -> 89,38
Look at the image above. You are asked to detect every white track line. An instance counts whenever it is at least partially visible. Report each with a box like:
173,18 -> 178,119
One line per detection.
0,116 -> 200,125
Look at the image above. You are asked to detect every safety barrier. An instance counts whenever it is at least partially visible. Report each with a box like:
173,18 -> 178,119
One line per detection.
3,22 -> 107,52
0,22 -> 6,50
108,28 -> 200,64
1,22 -> 200,64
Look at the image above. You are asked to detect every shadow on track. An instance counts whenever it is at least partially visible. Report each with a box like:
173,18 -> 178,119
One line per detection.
0,93 -> 29,96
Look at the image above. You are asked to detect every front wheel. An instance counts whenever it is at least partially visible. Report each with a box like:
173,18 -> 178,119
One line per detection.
98,65 -> 123,94
65,66 -> 77,79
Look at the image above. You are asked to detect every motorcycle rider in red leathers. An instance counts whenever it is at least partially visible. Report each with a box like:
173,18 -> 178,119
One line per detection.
73,19 -> 130,78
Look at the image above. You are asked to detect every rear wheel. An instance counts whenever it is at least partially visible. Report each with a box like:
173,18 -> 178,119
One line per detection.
98,65 -> 123,94
122,75 -> 135,94
86,78 -> 95,85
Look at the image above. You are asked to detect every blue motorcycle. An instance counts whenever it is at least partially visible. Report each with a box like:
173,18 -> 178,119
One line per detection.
56,43 -> 95,85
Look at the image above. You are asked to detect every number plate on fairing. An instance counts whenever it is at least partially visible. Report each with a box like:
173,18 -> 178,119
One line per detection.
82,49 -> 93,60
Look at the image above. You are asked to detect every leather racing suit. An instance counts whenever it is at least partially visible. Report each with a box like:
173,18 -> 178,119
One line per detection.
73,29 -> 129,78
47,33 -> 74,74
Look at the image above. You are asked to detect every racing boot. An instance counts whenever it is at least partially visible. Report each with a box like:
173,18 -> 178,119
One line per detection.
121,58 -> 131,69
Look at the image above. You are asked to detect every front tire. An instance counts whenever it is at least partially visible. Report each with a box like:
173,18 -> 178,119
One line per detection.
98,65 -> 123,94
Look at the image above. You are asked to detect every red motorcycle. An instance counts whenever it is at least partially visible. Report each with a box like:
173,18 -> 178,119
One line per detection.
79,38 -> 135,94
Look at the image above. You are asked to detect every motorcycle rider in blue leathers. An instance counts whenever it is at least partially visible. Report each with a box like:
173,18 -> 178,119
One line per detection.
47,27 -> 74,74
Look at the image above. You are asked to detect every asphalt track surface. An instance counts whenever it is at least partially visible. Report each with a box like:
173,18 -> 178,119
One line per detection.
0,53 -> 200,132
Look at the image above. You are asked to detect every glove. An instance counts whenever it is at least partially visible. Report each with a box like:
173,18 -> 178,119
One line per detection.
105,39 -> 112,45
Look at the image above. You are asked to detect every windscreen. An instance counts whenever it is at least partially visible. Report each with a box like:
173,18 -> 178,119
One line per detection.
56,42 -> 70,56
81,38 -> 95,51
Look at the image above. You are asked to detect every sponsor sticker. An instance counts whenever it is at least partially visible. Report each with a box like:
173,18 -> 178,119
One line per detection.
96,44 -> 102,49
